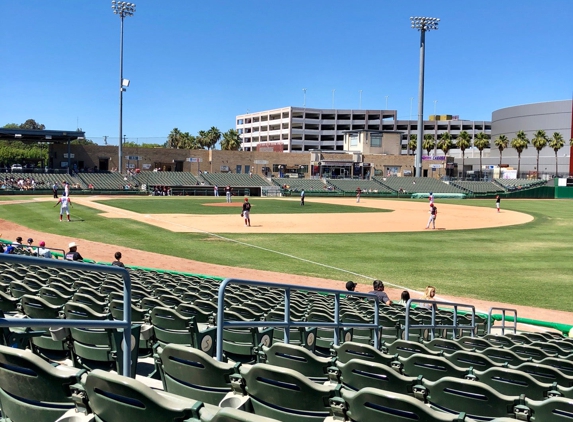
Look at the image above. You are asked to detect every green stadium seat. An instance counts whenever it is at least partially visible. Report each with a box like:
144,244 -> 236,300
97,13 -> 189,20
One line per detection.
400,353 -> 469,381
258,342 -> 333,382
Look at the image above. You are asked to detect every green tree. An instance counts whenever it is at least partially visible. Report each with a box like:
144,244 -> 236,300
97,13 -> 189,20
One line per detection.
547,132 -> 565,177
407,134 -> 417,156
2,123 -> 20,129
456,131 -> 472,179
71,138 -> 95,145
221,129 -> 242,151
19,119 -> 45,130
531,129 -> 548,178
510,130 -> 529,177
182,132 -> 199,149
423,134 -> 435,156
494,134 -> 509,169
473,132 -> 490,180
196,130 -> 208,149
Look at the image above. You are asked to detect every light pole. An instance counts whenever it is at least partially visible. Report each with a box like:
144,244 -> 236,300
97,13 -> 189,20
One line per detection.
332,89 -> 336,109
359,90 -> 362,109
303,88 -> 307,107
433,100 -> 438,116
411,16 -> 439,177
112,1 -> 136,174
385,95 -> 389,110
410,97 -> 414,121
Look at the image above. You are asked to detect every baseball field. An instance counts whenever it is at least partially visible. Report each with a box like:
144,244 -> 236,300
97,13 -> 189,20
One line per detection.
1,195 -> 572,326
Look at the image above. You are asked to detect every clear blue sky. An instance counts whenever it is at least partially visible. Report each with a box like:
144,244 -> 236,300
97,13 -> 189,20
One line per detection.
1,0 -> 572,145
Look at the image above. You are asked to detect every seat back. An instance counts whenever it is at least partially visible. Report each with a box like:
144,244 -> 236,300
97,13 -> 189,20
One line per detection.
340,387 -> 470,422
425,376 -> 520,419
83,369 -> 202,422
332,341 -> 397,366
515,362 -> 573,387
159,344 -> 237,405
260,343 -> 332,381
472,366 -> 553,400
401,353 -> 468,381
337,359 -> 419,394
240,363 -> 335,422
524,396 -> 573,421
0,345 -> 79,422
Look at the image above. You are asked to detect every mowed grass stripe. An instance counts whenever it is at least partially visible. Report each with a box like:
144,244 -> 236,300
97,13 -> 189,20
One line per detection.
93,197 -> 390,215
0,198 -> 571,312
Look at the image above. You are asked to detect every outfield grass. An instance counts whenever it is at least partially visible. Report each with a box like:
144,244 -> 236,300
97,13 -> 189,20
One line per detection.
1,197 -> 571,312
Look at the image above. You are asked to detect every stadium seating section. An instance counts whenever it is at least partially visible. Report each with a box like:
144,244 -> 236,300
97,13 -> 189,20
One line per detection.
0,253 -> 570,422
1,172 -> 550,197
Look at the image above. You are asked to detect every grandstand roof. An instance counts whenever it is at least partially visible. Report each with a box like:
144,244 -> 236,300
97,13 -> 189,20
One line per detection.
0,128 -> 85,144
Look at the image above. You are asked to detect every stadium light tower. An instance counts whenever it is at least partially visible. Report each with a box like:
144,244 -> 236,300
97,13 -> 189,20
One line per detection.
112,1 -> 136,174
410,16 -> 439,177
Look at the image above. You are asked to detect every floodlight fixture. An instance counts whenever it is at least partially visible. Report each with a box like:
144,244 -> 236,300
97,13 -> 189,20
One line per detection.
122,78 -> 130,87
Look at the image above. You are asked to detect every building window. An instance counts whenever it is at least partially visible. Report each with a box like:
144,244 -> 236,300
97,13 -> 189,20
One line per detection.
237,119 -> 243,125
236,165 -> 242,174
371,135 -> 382,147
350,134 -> 358,146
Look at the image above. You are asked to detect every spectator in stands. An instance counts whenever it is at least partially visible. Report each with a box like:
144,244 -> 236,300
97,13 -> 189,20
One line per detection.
3,245 -> 15,254
112,251 -> 125,268
26,238 -> 35,254
398,290 -> 411,306
368,280 -> 391,305
421,286 -> 437,309
12,236 -> 23,247
65,242 -> 83,261
37,241 -> 52,259
300,189 -> 305,206
345,281 -> 357,291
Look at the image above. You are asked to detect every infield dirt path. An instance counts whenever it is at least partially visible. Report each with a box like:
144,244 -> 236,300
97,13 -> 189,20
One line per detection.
1,196 -> 571,330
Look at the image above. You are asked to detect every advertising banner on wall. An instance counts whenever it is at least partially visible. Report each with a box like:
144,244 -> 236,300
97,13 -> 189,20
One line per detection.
257,142 -> 283,153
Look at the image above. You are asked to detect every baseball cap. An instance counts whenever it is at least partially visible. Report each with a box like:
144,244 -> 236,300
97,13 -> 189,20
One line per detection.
27,238 -> 33,243
244,197 -> 248,201
39,241 -> 45,247
16,237 -> 22,242
346,281 -> 357,291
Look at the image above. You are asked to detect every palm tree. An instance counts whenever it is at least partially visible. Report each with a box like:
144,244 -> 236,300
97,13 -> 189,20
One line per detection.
494,134 -> 509,169
167,128 -> 184,149
221,129 -> 242,151
531,129 -> 548,179
407,134 -> 417,156
456,131 -> 472,179
423,134 -> 435,157
197,130 -> 208,149
473,132 -> 490,180
437,132 -> 453,156
510,130 -> 529,177
182,132 -> 199,149
547,132 -> 565,177
205,127 -> 221,150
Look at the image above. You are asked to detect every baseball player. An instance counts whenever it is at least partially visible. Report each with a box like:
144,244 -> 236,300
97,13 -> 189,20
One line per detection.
54,194 -> 72,222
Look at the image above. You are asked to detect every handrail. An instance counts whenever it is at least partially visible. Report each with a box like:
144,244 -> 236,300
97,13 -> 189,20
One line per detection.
488,307 -> 517,335
404,299 -> 477,341
0,254 -> 132,377
216,278 -> 380,361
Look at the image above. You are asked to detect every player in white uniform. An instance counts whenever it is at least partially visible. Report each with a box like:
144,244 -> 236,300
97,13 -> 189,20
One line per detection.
54,195 -> 72,222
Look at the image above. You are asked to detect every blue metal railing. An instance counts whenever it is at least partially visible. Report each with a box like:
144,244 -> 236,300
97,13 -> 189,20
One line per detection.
488,307 -> 517,335
0,254 -> 132,377
216,278 -> 381,361
404,299 -> 477,341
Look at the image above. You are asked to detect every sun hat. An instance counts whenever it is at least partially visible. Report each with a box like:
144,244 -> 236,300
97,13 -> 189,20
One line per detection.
68,242 -> 78,249
39,241 -> 46,247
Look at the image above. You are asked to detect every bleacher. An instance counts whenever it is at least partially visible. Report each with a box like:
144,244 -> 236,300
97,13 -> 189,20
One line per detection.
201,173 -> 273,187
272,178 -> 333,192
1,172 -> 86,191
375,176 -> 466,194
135,171 -> 199,187
494,178 -> 548,190
451,181 -> 505,195
0,252 -> 571,422
327,179 -> 395,194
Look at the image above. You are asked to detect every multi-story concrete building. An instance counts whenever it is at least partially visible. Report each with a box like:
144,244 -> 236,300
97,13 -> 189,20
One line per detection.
236,106 -> 491,155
